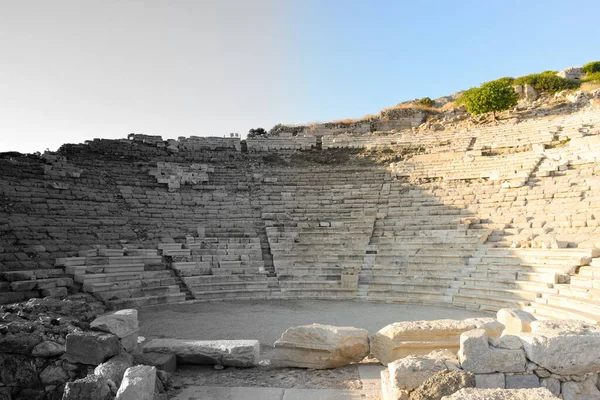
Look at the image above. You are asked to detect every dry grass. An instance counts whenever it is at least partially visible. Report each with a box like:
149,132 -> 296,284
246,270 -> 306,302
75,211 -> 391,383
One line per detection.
580,81 -> 600,92
440,101 -> 458,111
379,103 -> 439,114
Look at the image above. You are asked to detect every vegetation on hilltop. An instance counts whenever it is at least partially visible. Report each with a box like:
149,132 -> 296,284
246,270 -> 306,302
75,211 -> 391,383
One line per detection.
457,80 -> 519,117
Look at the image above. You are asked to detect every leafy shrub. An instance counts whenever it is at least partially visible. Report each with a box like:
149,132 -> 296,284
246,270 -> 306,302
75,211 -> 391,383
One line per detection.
582,61 -> 600,75
459,80 -> 518,116
247,127 -> 267,138
487,77 -> 515,86
513,71 -> 579,93
582,72 -> 600,83
416,97 -> 434,107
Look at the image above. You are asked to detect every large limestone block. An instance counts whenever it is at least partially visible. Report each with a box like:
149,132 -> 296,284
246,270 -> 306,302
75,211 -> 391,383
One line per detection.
143,339 -> 259,367
65,332 -> 121,365
381,368 -> 409,400
115,365 -> 156,400
517,320 -> 600,376
497,309 -> 536,335
388,349 -> 460,392
459,329 -> 526,374
440,387 -> 559,400
409,370 -> 475,400
372,318 -> 503,365
91,309 -> 139,352
63,375 -> 113,400
94,353 -> 134,386
272,323 -> 369,369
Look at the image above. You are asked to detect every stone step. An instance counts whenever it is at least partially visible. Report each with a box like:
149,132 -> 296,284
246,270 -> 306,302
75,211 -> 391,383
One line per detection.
65,264 -> 145,275
106,292 -> 186,310
452,293 -> 528,312
93,285 -> 181,302
457,286 -> 540,302
278,281 -> 342,289
182,274 -> 268,285
540,293 -> 600,315
524,303 -> 600,324
191,289 -> 273,300
189,282 -> 269,291
74,271 -> 143,284
462,277 -> 555,292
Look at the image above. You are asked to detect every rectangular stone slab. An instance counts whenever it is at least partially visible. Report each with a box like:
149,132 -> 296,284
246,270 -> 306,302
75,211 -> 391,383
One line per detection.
143,339 -> 259,367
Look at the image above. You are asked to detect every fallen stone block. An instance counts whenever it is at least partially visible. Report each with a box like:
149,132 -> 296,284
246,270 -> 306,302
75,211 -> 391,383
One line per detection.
517,320 -> 600,376
540,377 -> 560,397
65,331 -> 121,365
497,308 -> 536,335
388,349 -> 460,392
272,323 -> 369,369
143,339 -> 259,367
91,309 -> 139,352
39,365 -> 70,385
459,329 -> 526,374
63,375 -> 113,400
372,318 -> 503,365
409,370 -> 475,400
94,353 -> 134,386
134,352 -> 177,372
115,365 -> 156,400
440,387 -> 558,399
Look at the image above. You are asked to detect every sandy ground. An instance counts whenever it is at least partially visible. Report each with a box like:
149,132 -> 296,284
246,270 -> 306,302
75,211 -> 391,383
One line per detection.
138,300 -> 489,397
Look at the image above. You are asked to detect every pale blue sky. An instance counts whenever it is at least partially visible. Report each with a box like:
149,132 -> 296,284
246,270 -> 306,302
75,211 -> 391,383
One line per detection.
1,0 -> 598,153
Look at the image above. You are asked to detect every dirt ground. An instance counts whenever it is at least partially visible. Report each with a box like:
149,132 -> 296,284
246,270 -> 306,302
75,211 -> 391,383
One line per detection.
138,300 -> 488,396
138,299 -> 488,356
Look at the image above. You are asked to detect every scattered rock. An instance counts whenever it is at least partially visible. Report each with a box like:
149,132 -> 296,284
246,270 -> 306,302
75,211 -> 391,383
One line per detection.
561,376 -> 600,400
63,375 -> 113,400
558,67 -> 585,81
409,370 -> 475,400
388,349 -> 460,391
31,341 -> 65,357
272,323 -> 369,369
459,329 -> 526,374
517,320 -> 600,375
94,353 -> 134,386
143,339 -> 259,367
115,365 -> 156,400
39,365 -> 69,385
497,309 -> 536,335
65,331 -> 121,365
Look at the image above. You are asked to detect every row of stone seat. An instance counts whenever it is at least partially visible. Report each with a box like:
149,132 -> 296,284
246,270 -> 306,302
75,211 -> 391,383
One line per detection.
56,248 -> 185,309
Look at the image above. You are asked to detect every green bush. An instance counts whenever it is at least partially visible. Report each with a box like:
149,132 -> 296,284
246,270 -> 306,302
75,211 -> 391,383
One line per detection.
582,72 -> 600,83
487,77 -> 515,86
582,61 -> 600,75
416,97 -> 434,107
459,80 -> 518,116
513,71 -> 579,93
247,127 -> 267,138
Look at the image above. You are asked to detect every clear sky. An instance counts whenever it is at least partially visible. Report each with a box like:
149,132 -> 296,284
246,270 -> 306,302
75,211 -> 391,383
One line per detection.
1,0 -> 599,153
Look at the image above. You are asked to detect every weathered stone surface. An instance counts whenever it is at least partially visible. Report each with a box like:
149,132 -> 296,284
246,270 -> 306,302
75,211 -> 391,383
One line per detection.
143,339 -> 259,367
561,376 -> 600,400
115,365 -> 156,400
517,320 -> 600,376
388,349 -> 460,391
65,331 -> 121,365
497,309 -> 536,335
371,318 -> 503,365
409,370 -> 475,400
31,341 -> 65,357
39,365 -> 69,385
524,84 -> 538,101
94,353 -> 134,386
63,375 -> 113,400
540,377 -> 560,397
381,368 -> 409,400
440,387 -> 558,399
134,352 -> 177,372
272,323 -> 369,369
91,309 -> 138,338
475,373 -> 505,389
459,329 -> 526,374
505,374 -> 539,389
